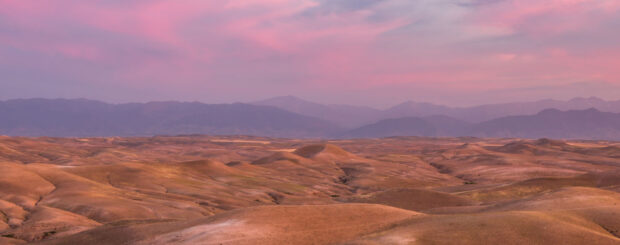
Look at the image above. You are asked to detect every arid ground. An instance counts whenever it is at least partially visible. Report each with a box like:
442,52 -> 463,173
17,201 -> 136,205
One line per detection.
1,135 -> 620,244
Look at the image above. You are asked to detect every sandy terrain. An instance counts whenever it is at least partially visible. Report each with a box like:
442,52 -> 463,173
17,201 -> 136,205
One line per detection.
0,136 -> 618,244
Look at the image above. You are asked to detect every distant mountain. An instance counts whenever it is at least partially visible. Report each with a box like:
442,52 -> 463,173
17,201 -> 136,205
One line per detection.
253,96 -> 381,128
341,115 -> 470,138
382,97 -> 620,123
257,96 -> 620,126
0,99 -> 341,137
381,101 -> 454,120
470,108 -> 620,140
346,108 -> 620,140
4,98 -> 620,140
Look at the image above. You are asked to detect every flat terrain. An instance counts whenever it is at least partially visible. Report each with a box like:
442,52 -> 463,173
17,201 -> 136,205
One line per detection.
0,135 -> 619,244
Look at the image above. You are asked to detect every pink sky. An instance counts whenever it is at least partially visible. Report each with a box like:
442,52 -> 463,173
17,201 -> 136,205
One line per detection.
1,0 -> 619,107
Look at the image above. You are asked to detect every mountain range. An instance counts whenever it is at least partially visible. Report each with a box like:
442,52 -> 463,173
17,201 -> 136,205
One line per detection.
0,99 -> 341,138
255,96 -> 620,125
345,108 -> 620,140
254,96 -> 381,128
2,97 -> 620,140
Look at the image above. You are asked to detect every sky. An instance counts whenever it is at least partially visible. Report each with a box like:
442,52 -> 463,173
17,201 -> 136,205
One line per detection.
1,0 -> 620,107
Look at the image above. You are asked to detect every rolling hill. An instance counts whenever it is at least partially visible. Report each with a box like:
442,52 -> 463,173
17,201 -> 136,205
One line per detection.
2,136 -> 620,244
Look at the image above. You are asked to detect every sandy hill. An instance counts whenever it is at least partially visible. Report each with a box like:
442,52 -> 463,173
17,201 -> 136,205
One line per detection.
0,136 -> 619,244
38,204 -> 420,245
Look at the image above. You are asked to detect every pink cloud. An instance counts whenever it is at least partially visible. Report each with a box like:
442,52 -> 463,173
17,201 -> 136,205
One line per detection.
471,0 -> 620,36
0,0 -> 619,105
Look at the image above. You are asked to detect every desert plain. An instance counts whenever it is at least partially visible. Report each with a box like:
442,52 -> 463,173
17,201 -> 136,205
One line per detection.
1,135 -> 620,244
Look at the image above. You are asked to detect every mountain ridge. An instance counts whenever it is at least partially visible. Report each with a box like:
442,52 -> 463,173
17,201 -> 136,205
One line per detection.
344,108 -> 620,140
0,98 -> 341,138
3,98 -> 620,140
253,96 -> 381,128
254,96 -> 620,126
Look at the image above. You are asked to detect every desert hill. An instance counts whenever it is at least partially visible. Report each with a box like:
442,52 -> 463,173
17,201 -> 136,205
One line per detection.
38,204 -> 420,245
1,136 -> 619,244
